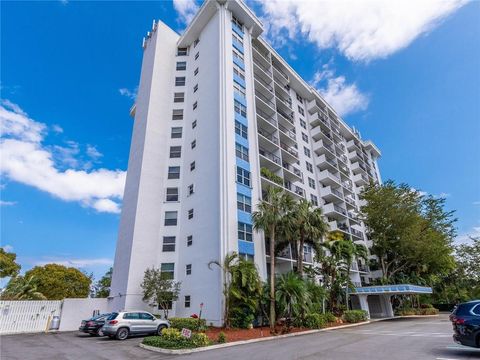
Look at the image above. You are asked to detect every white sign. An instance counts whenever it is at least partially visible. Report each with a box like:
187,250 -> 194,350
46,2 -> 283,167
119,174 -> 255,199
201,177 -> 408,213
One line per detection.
181,328 -> 192,339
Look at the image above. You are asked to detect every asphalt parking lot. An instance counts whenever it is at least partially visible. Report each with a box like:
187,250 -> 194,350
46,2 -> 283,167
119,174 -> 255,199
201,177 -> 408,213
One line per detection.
1,314 -> 479,360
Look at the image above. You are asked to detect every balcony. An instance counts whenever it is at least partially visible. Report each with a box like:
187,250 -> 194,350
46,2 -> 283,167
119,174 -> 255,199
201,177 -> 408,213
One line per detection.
253,62 -> 273,86
256,108 -> 277,131
345,195 -> 356,207
310,110 -> 329,127
277,108 -> 294,126
346,139 -> 362,152
252,46 -> 270,68
259,147 -> 281,169
320,186 -> 344,202
258,127 -> 279,146
283,162 -> 302,181
316,153 -> 338,172
318,169 -> 342,187
313,139 -> 336,158
280,142 -> 299,161
255,90 -> 276,115
254,74 -> 274,94
272,64 -> 289,86
324,202 -> 348,219
278,123 -> 296,144
352,173 -> 368,186
351,161 -> 367,175
350,227 -> 364,239
307,98 -> 327,115
311,126 -> 334,144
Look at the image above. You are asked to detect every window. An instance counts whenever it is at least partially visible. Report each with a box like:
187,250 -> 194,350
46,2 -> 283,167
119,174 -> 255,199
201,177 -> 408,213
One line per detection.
192,120 -> 197,129
195,52 -> 199,60
191,140 -> 196,149
238,222 -> 253,242
304,147 -> 311,158
472,304 -> 480,316
232,50 -> 244,67
162,236 -> 176,252
232,32 -> 243,46
298,106 -> 305,116
310,194 -> 318,206
176,61 -> 187,71
160,263 -> 174,280
177,48 -> 188,56
187,235 -> 193,246
169,146 -> 181,158
186,264 -> 192,275
175,77 -> 186,86
193,101 -> 198,110
296,93 -> 303,103
123,312 -> 140,320
235,120 -> 248,139
233,64 -> 245,80
306,162 -> 313,173
302,133 -> 308,143
234,99 -> 247,117
188,209 -> 194,219
232,16 -> 243,32
185,295 -> 191,308
237,193 -> 252,213
194,38 -> 200,47
190,161 -> 195,171
193,84 -> 198,93
194,67 -> 199,76
308,177 -> 316,189
236,166 -> 250,186
188,184 -> 194,196
173,92 -> 185,103
239,253 -> 254,262
300,119 -> 306,129
233,81 -> 246,98
168,166 -> 180,179
140,313 -> 155,320
166,187 -> 178,202
171,127 -> 182,139
164,211 -> 178,226
235,143 -> 249,162
172,109 -> 183,120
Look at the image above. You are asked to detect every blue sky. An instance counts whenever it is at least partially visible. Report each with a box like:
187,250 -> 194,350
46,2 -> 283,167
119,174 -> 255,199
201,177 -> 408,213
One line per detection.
1,0 -> 479,282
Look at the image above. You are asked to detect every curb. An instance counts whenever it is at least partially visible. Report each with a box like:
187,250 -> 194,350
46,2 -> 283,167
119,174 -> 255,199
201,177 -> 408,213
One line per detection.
139,320 -> 373,355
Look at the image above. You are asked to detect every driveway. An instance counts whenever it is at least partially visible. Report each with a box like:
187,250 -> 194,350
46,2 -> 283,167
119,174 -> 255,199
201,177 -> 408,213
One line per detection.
2,314 -> 479,360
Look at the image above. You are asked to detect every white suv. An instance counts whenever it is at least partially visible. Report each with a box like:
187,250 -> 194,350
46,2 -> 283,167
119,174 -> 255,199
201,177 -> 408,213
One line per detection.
102,311 -> 170,340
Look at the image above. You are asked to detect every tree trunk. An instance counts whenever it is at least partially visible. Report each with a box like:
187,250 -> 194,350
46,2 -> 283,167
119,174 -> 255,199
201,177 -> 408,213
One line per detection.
269,226 -> 276,334
298,232 -> 305,277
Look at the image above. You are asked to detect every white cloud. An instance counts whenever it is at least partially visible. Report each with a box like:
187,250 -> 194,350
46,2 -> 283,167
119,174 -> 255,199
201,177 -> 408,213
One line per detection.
35,257 -> 113,268
173,0 -> 200,25
86,144 -> 103,161
51,124 -> 63,134
259,0 -> 467,62
2,245 -> 14,252
0,200 -> 17,206
118,87 -> 137,100
0,100 -> 126,214
473,201 -> 480,206
455,226 -> 480,245
311,65 -> 369,116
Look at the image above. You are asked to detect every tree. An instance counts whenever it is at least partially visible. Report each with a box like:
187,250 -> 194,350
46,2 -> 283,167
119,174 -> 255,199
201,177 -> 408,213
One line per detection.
275,272 -> 310,323
360,181 -> 456,283
208,252 -> 240,328
1,275 -> 46,300
286,199 -> 329,277
252,186 -> 294,333
141,267 -> 181,319
0,248 -> 21,278
338,239 -> 368,309
94,267 -> 112,298
25,264 -> 91,300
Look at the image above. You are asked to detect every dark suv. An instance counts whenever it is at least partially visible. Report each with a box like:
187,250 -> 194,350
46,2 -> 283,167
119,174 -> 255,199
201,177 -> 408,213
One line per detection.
450,300 -> 480,348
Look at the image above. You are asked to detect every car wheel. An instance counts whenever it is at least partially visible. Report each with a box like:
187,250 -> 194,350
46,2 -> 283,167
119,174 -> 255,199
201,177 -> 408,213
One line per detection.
157,325 -> 167,336
96,328 -> 104,337
116,328 -> 129,340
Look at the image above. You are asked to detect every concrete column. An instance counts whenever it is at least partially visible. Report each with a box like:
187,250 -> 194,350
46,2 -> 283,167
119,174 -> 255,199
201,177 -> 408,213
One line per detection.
357,295 -> 370,319
383,295 -> 394,317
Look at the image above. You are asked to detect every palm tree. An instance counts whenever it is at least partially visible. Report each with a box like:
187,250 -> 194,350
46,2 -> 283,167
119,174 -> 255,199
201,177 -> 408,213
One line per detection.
1,275 -> 46,300
341,240 -> 368,309
252,186 -> 294,333
208,252 -> 239,328
287,200 -> 329,277
275,272 -> 310,323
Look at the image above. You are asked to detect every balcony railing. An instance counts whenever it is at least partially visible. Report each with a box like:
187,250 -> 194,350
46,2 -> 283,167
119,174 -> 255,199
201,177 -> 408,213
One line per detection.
273,64 -> 289,81
351,228 -> 363,238
332,188 -> 343,198
333,204 -> 347,216
253,59 -> 272,76
254,73 -> 273,92
256,108 -> 277,127
277,109 -> 294,124
278,123 -> 296,140
259,147 -> 281,164
258,128 -> 279,145
256,91 -> 276,109
283,162 -> 302,177
280,142 -> 298,158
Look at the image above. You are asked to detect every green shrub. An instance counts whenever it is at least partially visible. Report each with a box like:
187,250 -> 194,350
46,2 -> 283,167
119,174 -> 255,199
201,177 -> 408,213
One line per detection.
191,333 -> 211,347
161,328 -> 182,341
230,308 -> 255,329
303,313 -> 327,329
323,312 -> 337,323
169,317 -> 207,331
142,332 -> 212,350
217,331 -> 227,344
260,167 -> 284,185
343,310 -> 368,323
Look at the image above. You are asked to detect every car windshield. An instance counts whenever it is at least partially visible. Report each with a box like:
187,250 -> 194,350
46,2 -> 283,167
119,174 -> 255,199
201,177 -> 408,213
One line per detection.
91,313 -> 110,321
106,313 -> 119,321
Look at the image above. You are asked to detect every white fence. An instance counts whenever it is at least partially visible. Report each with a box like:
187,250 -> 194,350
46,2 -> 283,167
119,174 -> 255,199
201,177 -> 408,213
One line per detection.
0,300 -> 62,335
0,298 -> 109,335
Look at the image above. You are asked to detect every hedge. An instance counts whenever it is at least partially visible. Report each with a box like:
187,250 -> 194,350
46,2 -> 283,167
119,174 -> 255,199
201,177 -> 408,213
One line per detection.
143,328 -> 211,349
168,317 -> 207,331
395,307 -> 439,316
343,310 -> 368,323
303,312 -> 337,329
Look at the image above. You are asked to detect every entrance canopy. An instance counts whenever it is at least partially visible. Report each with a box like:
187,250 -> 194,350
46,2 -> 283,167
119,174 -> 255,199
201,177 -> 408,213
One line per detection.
354,284 -> 432,295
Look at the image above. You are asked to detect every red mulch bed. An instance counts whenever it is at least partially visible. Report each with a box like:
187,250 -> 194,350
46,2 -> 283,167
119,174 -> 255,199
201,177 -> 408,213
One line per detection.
204,322 -> 342,343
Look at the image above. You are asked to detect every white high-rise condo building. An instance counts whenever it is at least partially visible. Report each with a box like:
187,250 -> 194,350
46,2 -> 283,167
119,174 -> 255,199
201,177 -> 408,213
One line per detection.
109,0 -> 383,324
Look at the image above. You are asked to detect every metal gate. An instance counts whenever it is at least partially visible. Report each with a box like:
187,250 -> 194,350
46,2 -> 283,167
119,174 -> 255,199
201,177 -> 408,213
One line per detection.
0,300 -> 62,335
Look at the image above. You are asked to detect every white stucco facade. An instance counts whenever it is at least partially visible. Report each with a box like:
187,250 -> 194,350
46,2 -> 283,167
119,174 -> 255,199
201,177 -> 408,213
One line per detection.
110,0 -> 382,326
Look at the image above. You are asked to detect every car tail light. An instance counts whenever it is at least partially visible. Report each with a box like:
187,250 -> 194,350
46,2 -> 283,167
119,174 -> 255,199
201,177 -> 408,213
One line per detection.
87,321 -> 95,326
109,320 -> 118,325
455,318 -> 465,325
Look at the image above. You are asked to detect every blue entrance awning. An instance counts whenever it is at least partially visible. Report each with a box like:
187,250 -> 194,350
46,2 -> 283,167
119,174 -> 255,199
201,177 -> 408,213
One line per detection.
354,284 -> 432,295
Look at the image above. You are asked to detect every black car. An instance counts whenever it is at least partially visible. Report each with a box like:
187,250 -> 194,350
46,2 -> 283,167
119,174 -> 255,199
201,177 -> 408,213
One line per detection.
450,300 -> 480,348
79,313 -> 111,336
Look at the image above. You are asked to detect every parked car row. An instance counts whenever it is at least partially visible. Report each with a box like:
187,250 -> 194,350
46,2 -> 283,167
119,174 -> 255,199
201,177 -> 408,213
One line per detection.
79,311 -> 169,340
450,300 -> 480,348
